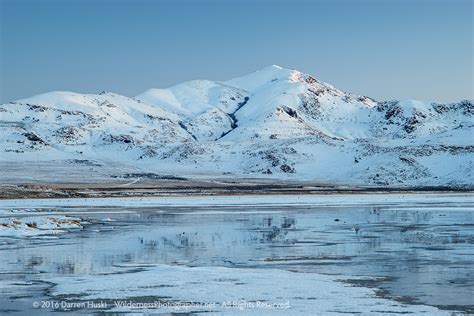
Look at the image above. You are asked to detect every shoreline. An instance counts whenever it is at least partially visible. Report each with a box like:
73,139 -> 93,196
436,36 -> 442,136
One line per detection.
1,179 -> 473,200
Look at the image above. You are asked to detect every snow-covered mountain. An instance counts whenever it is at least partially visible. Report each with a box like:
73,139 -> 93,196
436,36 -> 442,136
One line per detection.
1,65 -> 472,187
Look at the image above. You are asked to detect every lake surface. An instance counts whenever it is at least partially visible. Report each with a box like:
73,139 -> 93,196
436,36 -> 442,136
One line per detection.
0,194 -> 473,315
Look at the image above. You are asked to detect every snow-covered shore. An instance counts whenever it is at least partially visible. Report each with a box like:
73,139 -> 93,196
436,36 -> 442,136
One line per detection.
1,192 -> 472,209
0,215 -> 89,237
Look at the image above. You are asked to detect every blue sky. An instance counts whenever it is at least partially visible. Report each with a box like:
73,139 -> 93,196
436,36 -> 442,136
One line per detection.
1,0 -> 472,103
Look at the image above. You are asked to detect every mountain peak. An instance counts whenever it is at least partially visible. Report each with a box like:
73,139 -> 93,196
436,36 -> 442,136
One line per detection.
256,64 -> 293,74
224,65 -> 295,92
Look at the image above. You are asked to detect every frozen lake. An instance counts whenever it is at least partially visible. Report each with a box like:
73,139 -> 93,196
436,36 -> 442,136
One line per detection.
0,194 -> 473,315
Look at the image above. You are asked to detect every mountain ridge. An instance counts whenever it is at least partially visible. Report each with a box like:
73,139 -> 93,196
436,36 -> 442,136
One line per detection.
1,66 -> 472,188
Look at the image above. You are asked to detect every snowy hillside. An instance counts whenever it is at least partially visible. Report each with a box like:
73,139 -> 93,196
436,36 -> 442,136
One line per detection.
1,65 -> 472,187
